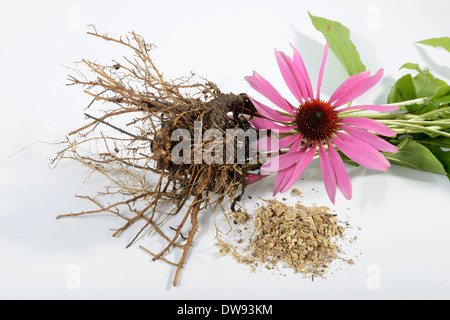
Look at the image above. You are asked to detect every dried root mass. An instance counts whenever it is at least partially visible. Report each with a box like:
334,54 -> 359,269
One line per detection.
53,27 -> 259,286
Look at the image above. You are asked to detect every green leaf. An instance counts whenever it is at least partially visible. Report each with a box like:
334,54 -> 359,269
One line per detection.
388,74 -> 416,104
385,138 -> 447,175
388,63 -> 450,114
409,133 -> 450,149
422,144 -> 450,180
413,71 -> 442,98
400,62 -> 422,73
308,12 -> 366,76
416,37 -> 450,52
401,64 -> 448,98
433,94 -> 450,106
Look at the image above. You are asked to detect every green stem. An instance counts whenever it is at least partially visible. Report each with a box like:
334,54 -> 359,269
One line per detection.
339,112 -> 414,120
394,120 -> 450,127
382,97 -> 430,107
378,120 -> 450,138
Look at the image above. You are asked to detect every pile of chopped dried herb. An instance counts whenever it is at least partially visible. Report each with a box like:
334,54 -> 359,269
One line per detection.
217,199 -> 356,278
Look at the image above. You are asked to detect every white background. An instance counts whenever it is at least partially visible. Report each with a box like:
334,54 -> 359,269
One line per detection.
1,0 -> 449,299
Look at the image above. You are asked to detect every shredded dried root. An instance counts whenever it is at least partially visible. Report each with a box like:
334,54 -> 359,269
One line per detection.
217,199 -> 358,279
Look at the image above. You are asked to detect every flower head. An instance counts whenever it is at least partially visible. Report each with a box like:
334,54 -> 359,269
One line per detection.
245,43 -> 399,203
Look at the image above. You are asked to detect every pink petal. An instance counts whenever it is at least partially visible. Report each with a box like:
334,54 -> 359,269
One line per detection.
290,43 -> 314,100
339,117 -> 397,137
335,132 -> 390,167
245,71 -> 295,114
250,118 -> 296,132
336,104 -> 400,113
287,136 -> 308,155
272,138 -> 309,195
334,69 -> 384,108
316,42 -> 329,100
280,142 -> 317,193
283,47 -> 310,102
275,49 -> 305,103
246,173 -> 270,184
326,139 -> 352,200
261,150 -> 303,172
248,96 -> 294,123
251,133 -> 300,152
331,135 -> 388,171
319,141 -> 337,203
328,71 -> 370,105
338,124 -> 399,152
273,167 -> 294,195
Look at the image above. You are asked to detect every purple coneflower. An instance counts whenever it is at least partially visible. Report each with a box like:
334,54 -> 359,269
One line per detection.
245,43 -> 399,203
